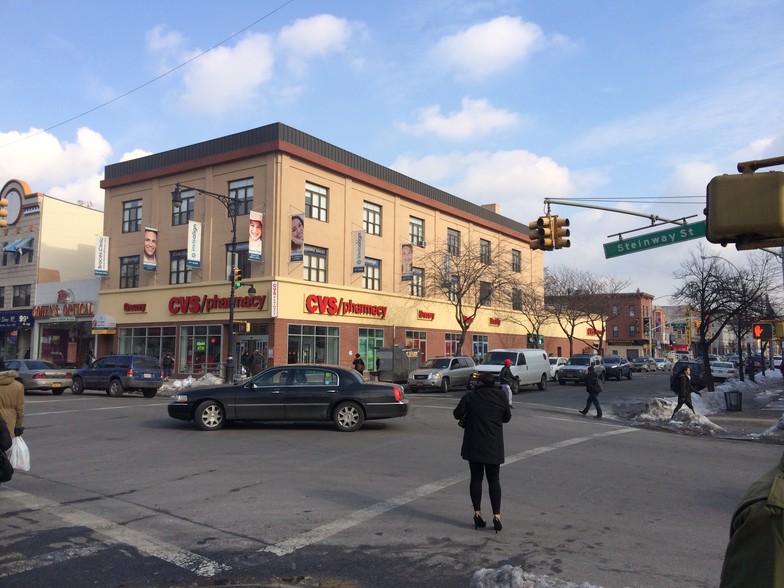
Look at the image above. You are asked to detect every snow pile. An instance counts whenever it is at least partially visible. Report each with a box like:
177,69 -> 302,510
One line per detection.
157,372 -> 224,397
471,565 -> 604,588
631,396 -> 725,435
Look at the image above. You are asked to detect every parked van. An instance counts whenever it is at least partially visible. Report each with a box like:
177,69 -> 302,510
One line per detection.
469,349 -> 550,393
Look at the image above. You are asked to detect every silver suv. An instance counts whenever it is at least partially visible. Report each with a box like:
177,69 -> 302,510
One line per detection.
407,356 -> 476,392
558,354 -> 605,385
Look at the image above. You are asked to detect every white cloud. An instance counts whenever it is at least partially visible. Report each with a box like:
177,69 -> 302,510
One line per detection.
277,14 -> 358,75
400,97 -> 521,140
664,161 -> 720,196
0,127 -> 110,207
178,33 -> 274,116
120,148 -> 153,162
430,16 -> 547,80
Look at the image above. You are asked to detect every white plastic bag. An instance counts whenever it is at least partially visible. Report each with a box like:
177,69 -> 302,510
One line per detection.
9,436 -> 30,472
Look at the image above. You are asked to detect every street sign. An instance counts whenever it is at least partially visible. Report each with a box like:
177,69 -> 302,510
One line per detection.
603,221 -> 706,259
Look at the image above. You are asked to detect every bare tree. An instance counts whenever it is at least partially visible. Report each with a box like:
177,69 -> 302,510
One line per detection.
673,244 -> 775,390
503,277 -> 550,346
417,235 -> 518,356
581,276 -> 631,355
544,267 -> 594,357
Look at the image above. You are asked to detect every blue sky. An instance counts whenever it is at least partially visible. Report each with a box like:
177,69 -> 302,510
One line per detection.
1,0 -> 783,300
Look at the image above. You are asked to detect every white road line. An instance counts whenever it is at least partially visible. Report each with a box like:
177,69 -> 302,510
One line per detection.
261,427 -> 638,556
26,403 -> 169,416
2,490 -> 231,577
0,543 -> 109,577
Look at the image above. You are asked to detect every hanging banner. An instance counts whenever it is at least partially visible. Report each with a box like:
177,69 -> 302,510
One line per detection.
94,235 -> 109,277
143,227 -> 158,272
352,230 -> 366,273
401,243 -> 413,281
249,211 -> 263,262
290,214 -> 304,262
187,221 -> 202,267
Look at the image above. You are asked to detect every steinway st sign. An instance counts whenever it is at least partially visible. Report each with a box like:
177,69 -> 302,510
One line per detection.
603,221 -> 706,259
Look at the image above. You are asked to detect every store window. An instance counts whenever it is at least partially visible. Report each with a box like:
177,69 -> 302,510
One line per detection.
363,258 -> 381,291
472,334 -> 489,362
358,328 -> 384,372
120,255 -> 140,289
363,201 -> 382,236
405,330 -> 427,360
409,217 -> 424,247
305,182 -> 328,222
287,324 -> 339,364
12,284 -> 31,306
122,199 -> 143,233
118,326 -> 177,365
170,250 -> 192,284
445,333 -> 461,356
229,178 -> 254,216
179,324 -> 223,375
172,191 -> 194,225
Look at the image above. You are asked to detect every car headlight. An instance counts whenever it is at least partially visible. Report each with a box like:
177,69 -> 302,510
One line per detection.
433,373 -> 442,381
174,394 -> 189,403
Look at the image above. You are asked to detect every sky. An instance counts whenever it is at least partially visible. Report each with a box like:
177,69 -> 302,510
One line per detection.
2,0 -> 783,301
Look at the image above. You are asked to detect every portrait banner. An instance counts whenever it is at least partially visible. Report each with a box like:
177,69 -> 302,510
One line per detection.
249,210 -> 263,262
143,227 -> 158,272
290,214 -> 304,262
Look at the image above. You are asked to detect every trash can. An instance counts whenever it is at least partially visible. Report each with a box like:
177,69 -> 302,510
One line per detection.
724,389 -> 742,411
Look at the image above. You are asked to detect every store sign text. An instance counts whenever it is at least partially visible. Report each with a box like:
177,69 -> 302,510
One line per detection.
32,303 -> 94,318
305,295 -> 387,319
168,294 -> 266,315
418,310 -> 435,321
124,303 -> 147,312
489,318 -> 501,326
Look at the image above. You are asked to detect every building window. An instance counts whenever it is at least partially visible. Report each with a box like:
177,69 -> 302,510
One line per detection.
304,247 -> 327,283
358,328 -> 384,372
479,281 -> 492,305
613,325 -> 619,337
287,324 -> 339,364
172,191 -> 194,225
12,284 -> 31,306
446,275 -> 458,303
480,239 -> 491,264
447,228 -> 460,256
0,286 -> 4,308
445,333 -> 461,356
472,334 -> 489,362
229,178 -> 254,217
305,182 -> 328,222
120,255 -> 140,289
169,250 -> 192,285
363,258 -> 381,291
629,324 -> 637,337
629,305 -> 635,317
405,330 -> 427,359
512,288 -> 522,311
612,305 -> 618,317
409,217 -> 424,246
511,249 -> 521,273
118,326 -> 177,368
363,201 -> 382,236
122,199 -> 143,233
410,267 -> 424,297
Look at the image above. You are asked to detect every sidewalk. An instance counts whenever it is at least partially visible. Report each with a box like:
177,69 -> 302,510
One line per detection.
702,376 -> 784,442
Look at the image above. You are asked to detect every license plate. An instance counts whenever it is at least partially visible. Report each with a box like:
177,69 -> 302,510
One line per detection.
143,373 -> 152,378
52,382 -> 61,387
416,382 -> 422,387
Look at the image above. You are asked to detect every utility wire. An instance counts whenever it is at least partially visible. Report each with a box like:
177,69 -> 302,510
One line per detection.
0,0 -> 296,150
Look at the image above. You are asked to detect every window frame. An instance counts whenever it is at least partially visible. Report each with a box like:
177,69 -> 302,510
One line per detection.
480,239 -> 491,265
409,216 -> 425,246
229,178 -> 254,217
122,199 -> 143,233
304,246 -> 327,283
172,191 -> 195,226
511,249 -> 521,273
120,255 -> 141,289
410,267 -> 424,297
363,257 -> 381,291
305,182 -> 328,222
363,201 -> 382,236
169,250 -> 192,285
447,228 -> 460,256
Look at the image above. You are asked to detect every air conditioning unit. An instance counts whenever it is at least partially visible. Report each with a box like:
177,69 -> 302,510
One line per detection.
418,240 -> 427,248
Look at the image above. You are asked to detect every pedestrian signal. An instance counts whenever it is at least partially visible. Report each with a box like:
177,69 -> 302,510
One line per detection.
752,322 -> 774,340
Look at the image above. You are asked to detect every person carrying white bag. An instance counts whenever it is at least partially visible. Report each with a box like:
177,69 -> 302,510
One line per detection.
0,357 -> 27,471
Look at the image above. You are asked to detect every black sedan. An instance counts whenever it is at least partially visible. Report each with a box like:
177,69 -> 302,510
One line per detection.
167,364 -> 409,432
602,356 -> 632,380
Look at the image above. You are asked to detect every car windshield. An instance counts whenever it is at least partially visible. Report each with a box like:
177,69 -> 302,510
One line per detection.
549,358 -> 559,365
481,352 -> 515,365
603,357 -> 619,364
423,358 -> 451,369
566,357 -> 589,366
28,360 -> 59,370
633,358 -> 647,364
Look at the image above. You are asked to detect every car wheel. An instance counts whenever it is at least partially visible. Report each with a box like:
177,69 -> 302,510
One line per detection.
511,379 -> 520,394
334,401 -> 364,432
558,378 -> 565,385
108,379 -> 124,397
626,370 -> 632,380
440,378 -> 449,393
142,389 -> 157,398
537,374 -> 547,391
72,377 -> 84,395
599,372 -> 605,381
195,400 -> 225,431
53,388 -> 65,396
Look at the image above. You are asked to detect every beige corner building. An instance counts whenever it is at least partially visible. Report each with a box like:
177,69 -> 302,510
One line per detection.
98,123 -> 554,378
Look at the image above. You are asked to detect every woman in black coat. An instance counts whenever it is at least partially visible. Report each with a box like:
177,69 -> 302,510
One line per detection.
453,374 -> 512,532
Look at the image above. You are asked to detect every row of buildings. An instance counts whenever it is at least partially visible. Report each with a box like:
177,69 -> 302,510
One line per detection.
0,123 -> 715,377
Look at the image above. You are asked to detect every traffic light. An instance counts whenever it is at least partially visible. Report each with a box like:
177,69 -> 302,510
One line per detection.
0,195 -> 8,228
706,171 -> 784,248
752,322 -> 775,340
232,266 -> 242,287
551,215 -> 570,249
528,215 -> 553,251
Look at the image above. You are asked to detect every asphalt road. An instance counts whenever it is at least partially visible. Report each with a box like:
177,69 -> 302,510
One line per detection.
1,373 -> 780,588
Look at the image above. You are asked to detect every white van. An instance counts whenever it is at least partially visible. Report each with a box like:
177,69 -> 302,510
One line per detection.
469,349 -> 551,393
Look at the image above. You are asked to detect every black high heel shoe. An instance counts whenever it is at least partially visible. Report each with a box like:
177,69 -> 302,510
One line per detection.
473,514 -> 486,529
492,516 -> 503,533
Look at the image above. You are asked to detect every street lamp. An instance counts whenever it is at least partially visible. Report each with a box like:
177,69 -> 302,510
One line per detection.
172,182 -> 242,383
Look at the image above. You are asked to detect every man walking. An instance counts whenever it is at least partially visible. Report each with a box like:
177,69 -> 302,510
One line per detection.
578,365 -> 603,419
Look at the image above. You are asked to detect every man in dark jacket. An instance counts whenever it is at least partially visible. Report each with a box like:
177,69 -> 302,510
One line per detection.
499,359 -> 514,406
671,366 -> 701,419
719,450 -> 784,587
579,365 -> 603,419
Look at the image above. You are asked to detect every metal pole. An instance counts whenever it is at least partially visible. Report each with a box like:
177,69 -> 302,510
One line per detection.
227,203 -> 237,384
